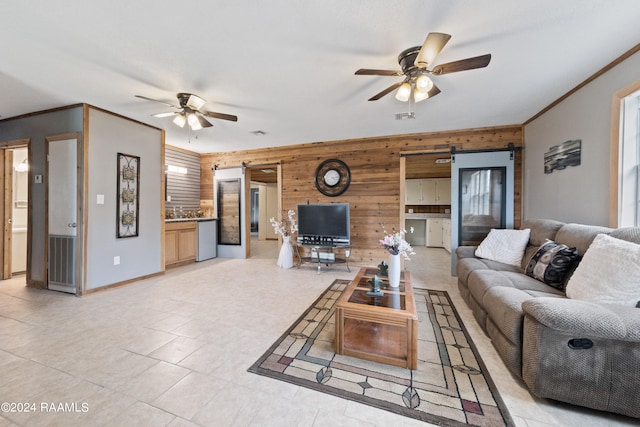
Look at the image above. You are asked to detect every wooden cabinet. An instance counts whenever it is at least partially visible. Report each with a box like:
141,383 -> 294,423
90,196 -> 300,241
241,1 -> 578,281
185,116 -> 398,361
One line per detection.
165,221 -> 197,267
435,178 -> 451,205
442,219 -> 451,252
405,178 -> 451,205
405,180 -> 422,205
426,219 -> 443,247
420,218 -> 451,251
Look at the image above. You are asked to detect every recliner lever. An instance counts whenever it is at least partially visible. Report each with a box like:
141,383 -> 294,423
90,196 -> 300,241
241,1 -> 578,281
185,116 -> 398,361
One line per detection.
568,338 -> 593,349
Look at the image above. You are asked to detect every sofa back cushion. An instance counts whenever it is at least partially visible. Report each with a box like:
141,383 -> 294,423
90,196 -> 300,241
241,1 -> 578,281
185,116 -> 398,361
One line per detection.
554,223 -> 613,255
521,219 -> 565,246
609,227 -> 640,244
520,219 -> 565,269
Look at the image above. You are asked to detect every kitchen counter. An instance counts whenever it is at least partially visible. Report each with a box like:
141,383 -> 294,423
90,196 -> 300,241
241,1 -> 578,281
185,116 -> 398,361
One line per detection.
165,217 -> 217,223
405,213 -> 451,219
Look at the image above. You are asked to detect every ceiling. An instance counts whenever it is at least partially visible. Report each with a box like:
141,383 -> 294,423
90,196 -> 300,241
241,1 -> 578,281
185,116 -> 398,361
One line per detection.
1,1 -> 639,154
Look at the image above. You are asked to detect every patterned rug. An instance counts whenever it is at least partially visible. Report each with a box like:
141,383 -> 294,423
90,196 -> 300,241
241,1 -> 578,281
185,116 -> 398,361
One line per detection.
248,280 -> 514,426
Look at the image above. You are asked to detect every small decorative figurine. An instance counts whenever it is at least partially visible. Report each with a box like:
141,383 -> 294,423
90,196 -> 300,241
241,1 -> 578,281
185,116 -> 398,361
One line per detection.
378,260 -> 388,277
366,274 -> 384,297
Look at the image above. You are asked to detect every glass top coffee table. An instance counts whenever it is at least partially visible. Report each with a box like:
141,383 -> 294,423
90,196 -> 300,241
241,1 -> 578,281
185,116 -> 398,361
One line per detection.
334,267 -> 418,369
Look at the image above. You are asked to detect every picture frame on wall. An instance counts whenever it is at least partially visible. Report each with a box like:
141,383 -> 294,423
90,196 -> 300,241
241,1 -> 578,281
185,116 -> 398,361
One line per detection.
117,152 -> 140,238
544,139 -> 581,174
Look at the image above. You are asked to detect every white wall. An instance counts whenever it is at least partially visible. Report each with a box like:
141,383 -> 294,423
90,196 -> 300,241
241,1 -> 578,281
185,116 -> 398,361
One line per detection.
86,108 -> 163,289
523,50 -> 640,226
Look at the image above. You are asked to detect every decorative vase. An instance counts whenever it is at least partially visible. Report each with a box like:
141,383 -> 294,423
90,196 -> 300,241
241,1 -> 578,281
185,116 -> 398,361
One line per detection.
388,253 -> 401,287
277,236 -> 294,269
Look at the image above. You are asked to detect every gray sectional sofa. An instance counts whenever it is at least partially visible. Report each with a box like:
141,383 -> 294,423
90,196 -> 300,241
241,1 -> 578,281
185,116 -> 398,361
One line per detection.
455,218 -> 640,418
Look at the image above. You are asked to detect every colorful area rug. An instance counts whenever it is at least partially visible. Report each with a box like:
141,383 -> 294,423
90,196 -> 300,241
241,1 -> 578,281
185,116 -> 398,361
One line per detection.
248,280 -> 514,426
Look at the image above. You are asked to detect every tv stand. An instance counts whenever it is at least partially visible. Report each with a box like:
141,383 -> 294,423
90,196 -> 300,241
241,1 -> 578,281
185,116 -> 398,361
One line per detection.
293,242 -> 351,274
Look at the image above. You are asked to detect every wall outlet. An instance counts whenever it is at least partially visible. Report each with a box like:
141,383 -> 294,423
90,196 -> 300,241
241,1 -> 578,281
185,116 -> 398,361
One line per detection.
114,256 -> 120,265
167,195 -> 171,202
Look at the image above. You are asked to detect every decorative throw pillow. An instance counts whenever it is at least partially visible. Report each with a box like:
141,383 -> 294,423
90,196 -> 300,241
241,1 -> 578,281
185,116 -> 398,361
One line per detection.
565,233 -> 640,307
474,228 -> 531,267
525,240 -> 580,289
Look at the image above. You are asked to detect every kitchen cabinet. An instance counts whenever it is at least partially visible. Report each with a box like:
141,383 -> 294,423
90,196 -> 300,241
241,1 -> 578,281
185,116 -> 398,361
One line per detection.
442,219 -> 451,252
405,178 -> 451,205
405,180 -> 423,205
165,221 -> 197,267
426,219 -> 443,247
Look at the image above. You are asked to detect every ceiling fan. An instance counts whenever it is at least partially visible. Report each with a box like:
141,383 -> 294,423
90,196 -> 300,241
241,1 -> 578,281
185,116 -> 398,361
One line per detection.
355,32 -> 491,103
135,92 -> 238,131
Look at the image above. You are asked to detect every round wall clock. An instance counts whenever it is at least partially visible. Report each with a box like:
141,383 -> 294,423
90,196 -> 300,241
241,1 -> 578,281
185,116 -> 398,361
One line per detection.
314,159 -> 351,197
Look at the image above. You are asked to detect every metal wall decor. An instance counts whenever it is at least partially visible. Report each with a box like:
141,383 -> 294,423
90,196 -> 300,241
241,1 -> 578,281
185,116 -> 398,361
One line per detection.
117,153 -> 140,238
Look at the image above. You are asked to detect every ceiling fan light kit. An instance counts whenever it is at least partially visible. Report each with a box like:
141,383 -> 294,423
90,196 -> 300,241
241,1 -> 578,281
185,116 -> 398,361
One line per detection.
395,82 -> 412,102
356,32 -> 491,104
172,113 -> 187,128
135,92 -> 238,133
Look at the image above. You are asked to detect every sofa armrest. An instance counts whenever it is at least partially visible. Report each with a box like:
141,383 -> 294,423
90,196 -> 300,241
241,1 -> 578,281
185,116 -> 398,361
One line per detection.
522,297 -> 640,341
455,245 -> 478,259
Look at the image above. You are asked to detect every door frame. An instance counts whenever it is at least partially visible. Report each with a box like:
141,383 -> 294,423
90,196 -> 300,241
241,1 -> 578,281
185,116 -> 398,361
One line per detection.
45,133 -> 83,294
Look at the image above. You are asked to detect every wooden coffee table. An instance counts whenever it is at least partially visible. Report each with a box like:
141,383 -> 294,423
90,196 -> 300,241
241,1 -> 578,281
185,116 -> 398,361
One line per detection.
334,267 -> 418,369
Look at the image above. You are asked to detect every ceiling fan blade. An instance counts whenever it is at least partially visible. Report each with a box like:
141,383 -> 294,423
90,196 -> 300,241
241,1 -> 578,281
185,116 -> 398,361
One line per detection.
355,69 -> 403,76
152,112 -> 177,118
414,32 -> 451,68
134,95 -> 179,109
196,113 -> 213,128
368,81 -> 403,101
201,110 -> 239,122
431,54 -> 491,75
427,83 -> 441,98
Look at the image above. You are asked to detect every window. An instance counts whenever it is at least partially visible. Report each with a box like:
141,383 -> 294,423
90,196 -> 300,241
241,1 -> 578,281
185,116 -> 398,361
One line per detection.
615,86 -> 640,227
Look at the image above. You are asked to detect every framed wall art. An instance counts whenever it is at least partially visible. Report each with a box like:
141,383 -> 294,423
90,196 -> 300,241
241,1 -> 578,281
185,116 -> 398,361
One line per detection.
544,139 -> 581,174
117,153 -> 140,238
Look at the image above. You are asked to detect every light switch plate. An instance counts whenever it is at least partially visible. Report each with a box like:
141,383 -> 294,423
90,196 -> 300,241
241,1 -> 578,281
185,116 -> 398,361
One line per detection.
97,194 -> 105,204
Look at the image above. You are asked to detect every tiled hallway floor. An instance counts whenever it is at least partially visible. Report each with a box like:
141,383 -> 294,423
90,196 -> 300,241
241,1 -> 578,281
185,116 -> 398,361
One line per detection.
0,240 -> 635,426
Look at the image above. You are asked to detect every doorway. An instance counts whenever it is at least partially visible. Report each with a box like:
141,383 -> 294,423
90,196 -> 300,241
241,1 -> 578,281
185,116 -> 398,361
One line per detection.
11,147 -> 29,275
0,141 -> 30,281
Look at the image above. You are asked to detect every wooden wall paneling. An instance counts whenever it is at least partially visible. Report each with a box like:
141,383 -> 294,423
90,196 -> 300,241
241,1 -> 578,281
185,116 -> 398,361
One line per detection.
200,125 -> 523,263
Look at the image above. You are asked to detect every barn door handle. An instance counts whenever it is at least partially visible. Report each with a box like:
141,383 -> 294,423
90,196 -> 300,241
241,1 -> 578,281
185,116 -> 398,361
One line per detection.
68,222 -> 77,228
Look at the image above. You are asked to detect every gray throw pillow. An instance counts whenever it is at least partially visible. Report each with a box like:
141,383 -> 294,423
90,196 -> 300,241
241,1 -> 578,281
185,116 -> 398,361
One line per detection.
525,240 -> 580,290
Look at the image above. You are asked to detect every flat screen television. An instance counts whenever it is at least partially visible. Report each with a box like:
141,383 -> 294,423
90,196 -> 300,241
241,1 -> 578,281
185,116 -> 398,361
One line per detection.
297,203 -> 350,245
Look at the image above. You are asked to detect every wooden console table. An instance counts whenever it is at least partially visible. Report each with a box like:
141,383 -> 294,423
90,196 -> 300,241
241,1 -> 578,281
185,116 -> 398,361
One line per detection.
334,267 -> 417,369
293,243 -> 351,273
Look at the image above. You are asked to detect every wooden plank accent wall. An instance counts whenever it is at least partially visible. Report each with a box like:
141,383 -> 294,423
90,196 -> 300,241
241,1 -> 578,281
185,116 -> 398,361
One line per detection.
201,125 -> 523,263
165,145 -> 201,214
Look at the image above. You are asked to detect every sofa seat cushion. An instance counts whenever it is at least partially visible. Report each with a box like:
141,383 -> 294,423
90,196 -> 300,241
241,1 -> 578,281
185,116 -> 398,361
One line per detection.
457,256 -> 522,284
483,286 -> 532,344
467,269 -> 564,319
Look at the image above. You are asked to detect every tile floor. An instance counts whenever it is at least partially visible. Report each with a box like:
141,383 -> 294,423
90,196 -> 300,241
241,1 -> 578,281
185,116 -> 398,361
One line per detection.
0,239 -> 636,426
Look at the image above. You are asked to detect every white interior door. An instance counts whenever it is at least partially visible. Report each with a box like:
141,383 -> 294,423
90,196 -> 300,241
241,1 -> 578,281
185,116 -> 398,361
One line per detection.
48,138 -> 77,293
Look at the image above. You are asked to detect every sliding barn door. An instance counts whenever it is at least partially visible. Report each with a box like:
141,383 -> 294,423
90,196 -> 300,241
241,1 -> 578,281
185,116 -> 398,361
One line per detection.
451,151 -> 514,275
